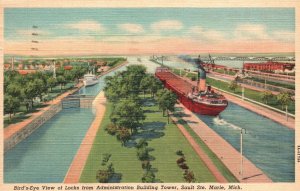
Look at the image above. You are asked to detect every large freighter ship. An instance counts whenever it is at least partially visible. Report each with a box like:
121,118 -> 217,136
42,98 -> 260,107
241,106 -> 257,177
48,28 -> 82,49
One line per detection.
155,56 -> 228,116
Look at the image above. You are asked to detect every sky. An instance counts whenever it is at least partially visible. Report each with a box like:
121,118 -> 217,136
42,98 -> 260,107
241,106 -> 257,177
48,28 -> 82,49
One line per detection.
4,8 -> 295,56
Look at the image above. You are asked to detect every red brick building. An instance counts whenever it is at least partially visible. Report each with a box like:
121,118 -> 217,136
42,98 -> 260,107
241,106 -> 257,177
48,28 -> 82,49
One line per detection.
243,61 -> 295,72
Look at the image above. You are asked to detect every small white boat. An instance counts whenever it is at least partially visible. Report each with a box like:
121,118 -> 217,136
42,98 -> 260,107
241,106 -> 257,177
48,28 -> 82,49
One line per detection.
83,74 -> 98,87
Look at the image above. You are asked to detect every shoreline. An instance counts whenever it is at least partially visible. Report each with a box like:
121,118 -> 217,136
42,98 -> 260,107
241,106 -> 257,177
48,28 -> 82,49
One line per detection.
4,85 -> 83,147
64,91 -> 107,183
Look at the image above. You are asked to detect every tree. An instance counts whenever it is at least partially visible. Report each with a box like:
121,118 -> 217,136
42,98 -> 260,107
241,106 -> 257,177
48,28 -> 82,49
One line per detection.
33,79 -> 46,101
4,95 -> 21,120
149,77 -> 163,97
64,71 -> 74,82
96,154 -> 115,183
110,99 -> 145,134
47,77 -> 57,92
140,75 -> 152,97
116,127 -> 131,146
56,76 -> 65,91
277,92 -> 293,110
24,81 -> 38,108
183,170 -> 196,183
228,80 -> 238,92
141,171 -> 155,183
6,83 -> 22,98
156,89 -> 177,123
137,147 -> 149,161
261,91 -> 274,104
136,139 -> 148,149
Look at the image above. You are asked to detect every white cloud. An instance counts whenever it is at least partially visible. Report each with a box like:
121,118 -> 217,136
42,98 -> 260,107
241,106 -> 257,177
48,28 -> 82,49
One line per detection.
66,20 -> 105,32
234,24 -> 269,40
151,20 -> 183,32
188,26 -> 225,42
118,23 -> 144,34
272,30 -> 294,42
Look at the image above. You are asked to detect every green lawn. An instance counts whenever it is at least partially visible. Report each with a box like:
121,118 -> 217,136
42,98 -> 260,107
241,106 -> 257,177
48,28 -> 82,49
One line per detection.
80,96 -> 216,183
245,77 -> 295,90
206,77 -> 295,114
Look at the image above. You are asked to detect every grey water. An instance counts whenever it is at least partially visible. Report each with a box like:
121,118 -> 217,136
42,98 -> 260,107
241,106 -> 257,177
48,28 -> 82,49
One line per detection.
197,102 -> 295,182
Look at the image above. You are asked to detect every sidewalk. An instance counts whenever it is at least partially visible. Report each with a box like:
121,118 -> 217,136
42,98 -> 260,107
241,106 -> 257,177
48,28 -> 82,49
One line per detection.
64,91 -> 107,183
220,91 -> 295,129
171,115 -> 228,183
177,103 -> 272,183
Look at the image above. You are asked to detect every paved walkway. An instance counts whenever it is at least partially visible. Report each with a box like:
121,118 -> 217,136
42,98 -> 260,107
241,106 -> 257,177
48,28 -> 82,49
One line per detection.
64,91 -> 106,183
177,104 -> 272,183
220,91 -> 295,129
171,116 -> 228,183
4,84 -> 82,141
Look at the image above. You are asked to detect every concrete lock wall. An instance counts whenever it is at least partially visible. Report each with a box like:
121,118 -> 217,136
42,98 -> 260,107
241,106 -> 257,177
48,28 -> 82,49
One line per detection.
4,103 -> 62,153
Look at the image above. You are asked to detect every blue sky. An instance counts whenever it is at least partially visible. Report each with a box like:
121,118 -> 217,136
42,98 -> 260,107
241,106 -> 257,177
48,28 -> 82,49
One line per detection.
4,8 -> 295,55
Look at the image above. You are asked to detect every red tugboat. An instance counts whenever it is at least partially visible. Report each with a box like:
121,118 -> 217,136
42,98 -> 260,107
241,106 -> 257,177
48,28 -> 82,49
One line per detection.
155,56 -> 228,116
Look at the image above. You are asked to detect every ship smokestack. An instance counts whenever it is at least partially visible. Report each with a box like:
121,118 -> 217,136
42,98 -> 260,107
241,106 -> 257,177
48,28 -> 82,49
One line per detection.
197,56 -> 206,92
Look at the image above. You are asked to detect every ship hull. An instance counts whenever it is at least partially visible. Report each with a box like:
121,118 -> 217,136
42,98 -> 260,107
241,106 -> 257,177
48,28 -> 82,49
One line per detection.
83,80 -> 98,87
155,70 -> 227,116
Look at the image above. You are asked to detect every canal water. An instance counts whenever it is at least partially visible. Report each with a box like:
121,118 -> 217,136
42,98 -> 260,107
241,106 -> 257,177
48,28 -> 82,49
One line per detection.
4,58 -> 295,182
4,108 -> 94,183
148,58 -> 295,182
197,102 -> 295,182
4,65 -> 128,183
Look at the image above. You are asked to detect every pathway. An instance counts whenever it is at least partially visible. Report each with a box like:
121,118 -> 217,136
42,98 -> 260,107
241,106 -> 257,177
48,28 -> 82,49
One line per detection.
176,104 -> 272,183
219,91 -> 295,129
171,116 -> 228,183
64,91 -> 106,183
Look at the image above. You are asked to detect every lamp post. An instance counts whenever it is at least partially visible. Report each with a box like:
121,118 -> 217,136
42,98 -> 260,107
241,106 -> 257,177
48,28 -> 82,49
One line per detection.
240,128 -> 246,180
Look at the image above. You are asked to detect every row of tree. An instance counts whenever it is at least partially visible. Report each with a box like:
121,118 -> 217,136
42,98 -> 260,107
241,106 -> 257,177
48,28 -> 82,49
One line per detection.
229,79 -> 293,112
104,65 -> 178,143
4,65 -> 88,120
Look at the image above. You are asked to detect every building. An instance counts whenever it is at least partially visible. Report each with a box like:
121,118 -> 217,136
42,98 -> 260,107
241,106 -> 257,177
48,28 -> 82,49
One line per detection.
243,61 -> 295,72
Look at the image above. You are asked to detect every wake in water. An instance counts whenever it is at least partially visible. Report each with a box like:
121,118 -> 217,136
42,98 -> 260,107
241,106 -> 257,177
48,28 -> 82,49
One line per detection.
213,116 -> 242,130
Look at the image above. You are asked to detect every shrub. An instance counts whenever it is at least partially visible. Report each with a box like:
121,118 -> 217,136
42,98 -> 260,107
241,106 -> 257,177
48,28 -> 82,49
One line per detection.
141,160 -> 152,170
96,170 -> 110,183
101,153 -> 112,166
179,163 -> 189,170
176,157 -> 186,164
176,150 -> 184,156
141,171 -> 155,183
183,170 -> 196,183
116,127 -> 131,145
137,147 -> 149,161
136,139 -> 148,149
105,123 -> 118,135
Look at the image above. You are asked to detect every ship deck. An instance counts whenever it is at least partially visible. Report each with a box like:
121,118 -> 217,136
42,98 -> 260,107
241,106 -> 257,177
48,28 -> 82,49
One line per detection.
156,71 -> 193,95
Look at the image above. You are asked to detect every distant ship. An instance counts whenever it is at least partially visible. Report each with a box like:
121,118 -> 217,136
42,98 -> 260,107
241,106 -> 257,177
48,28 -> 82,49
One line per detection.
155,55 -> 228,116
83,74 -> 98,87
